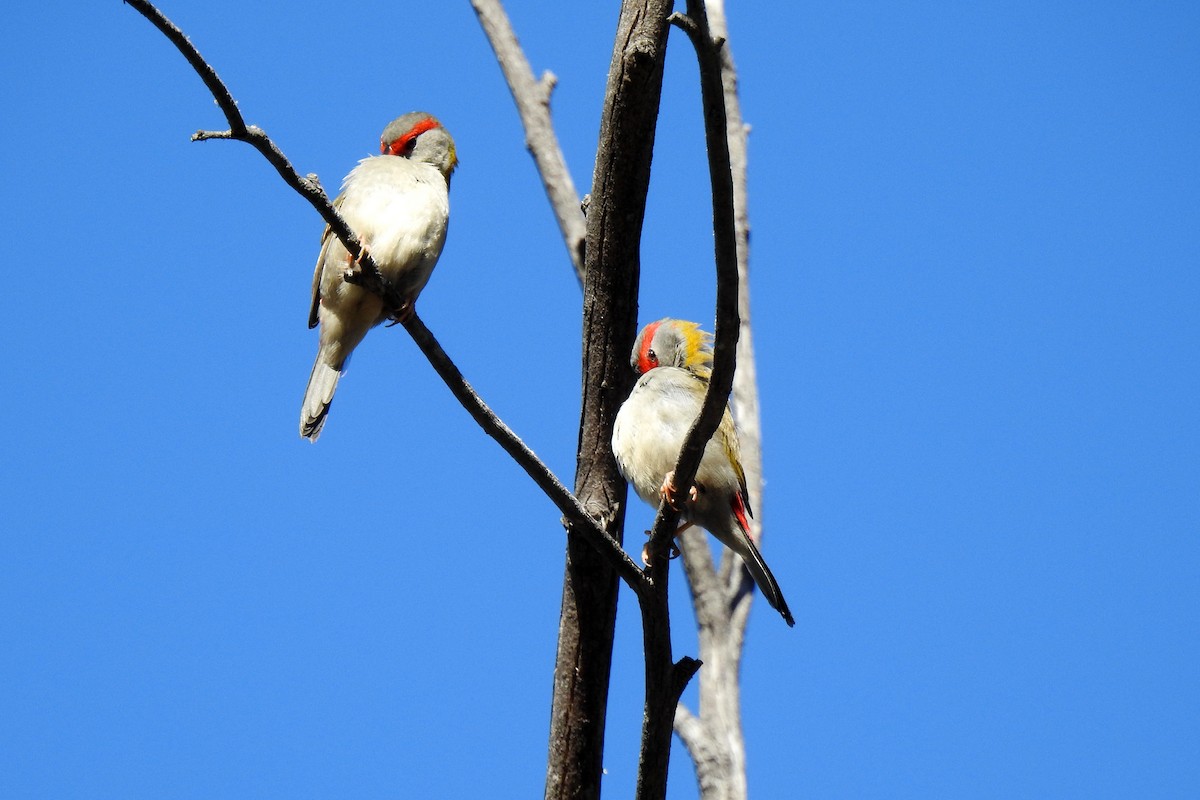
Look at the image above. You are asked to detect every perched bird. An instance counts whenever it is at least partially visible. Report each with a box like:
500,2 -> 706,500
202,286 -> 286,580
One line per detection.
300,112 -> 457,440
612,318 -> 794,626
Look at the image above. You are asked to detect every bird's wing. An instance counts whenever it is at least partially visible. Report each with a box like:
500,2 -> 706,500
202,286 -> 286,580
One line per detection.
307,228 -> 332,329
308,191 -> 346,329
719,406 -> 753,519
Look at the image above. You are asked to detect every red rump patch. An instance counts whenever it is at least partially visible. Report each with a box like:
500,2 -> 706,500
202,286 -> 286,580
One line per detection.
731,491 -> 752,535
637,320 -> 663,373
382,117 -> 441,156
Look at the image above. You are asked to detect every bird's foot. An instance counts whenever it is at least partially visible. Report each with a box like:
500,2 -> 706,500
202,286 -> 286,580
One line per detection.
658,472 -> 702,509
640,532 -> 681,566
385,300 -> 416,326
659,472 -> 683,510
341,245 -> 372,281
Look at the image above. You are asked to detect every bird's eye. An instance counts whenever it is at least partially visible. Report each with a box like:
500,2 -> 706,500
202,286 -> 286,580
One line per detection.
647,349 -> 658,366
384,136 -> 419,157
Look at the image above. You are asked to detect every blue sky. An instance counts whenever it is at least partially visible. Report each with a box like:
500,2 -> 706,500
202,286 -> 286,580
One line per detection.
3,1 -> 1197,797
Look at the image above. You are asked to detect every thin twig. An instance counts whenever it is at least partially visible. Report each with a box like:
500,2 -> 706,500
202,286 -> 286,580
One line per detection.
470,0 -> 587,283
643,6 -> 741,569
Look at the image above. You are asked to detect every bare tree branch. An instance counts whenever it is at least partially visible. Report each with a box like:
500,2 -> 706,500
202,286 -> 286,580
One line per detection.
123,0 -> 646,593
677,526 -> 749,800
470,0 -> 587,283
671,2 -> 768,798
674,701 -> 737,800
705,0 -> 766,635
627,2 -> 748,798
644,4 -> 740,565
632,578 -> 704,800
673,703 -> 715,763
402,313 -> 644,588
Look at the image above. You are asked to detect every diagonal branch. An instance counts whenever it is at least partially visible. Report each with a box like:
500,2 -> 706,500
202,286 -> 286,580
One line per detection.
124,0 -> 645,592
402,313 -> 644,587
470,0 -> 587,283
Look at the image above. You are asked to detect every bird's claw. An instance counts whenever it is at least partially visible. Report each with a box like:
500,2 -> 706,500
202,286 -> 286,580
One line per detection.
658,471 -> 701,509
640,533 -> 681,566
658,471 -> 683,510
384,301 -> 415,326
342,245 -> 372,280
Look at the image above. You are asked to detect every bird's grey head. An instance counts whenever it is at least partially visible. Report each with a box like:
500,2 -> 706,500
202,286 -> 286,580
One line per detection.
631,318 -> 713,376
380,112 -> 458,180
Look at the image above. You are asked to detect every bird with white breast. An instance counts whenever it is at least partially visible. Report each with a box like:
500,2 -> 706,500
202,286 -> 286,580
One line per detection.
300,112 -> 457,441
612,318 -> 794,626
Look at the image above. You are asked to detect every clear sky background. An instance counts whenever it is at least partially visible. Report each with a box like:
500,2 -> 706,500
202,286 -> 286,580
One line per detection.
3,1 -> 1197,797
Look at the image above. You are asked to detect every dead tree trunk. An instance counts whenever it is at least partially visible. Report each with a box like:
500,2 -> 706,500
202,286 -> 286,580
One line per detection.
544,3 -> 676,798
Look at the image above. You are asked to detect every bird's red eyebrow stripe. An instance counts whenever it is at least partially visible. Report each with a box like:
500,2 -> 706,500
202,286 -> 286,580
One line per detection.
638,320 -> 663,372
383,117 -> 441,155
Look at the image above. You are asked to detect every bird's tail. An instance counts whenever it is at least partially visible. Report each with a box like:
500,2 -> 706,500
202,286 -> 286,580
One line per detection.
300,357 -> 340,441
723,525 -> 795,627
